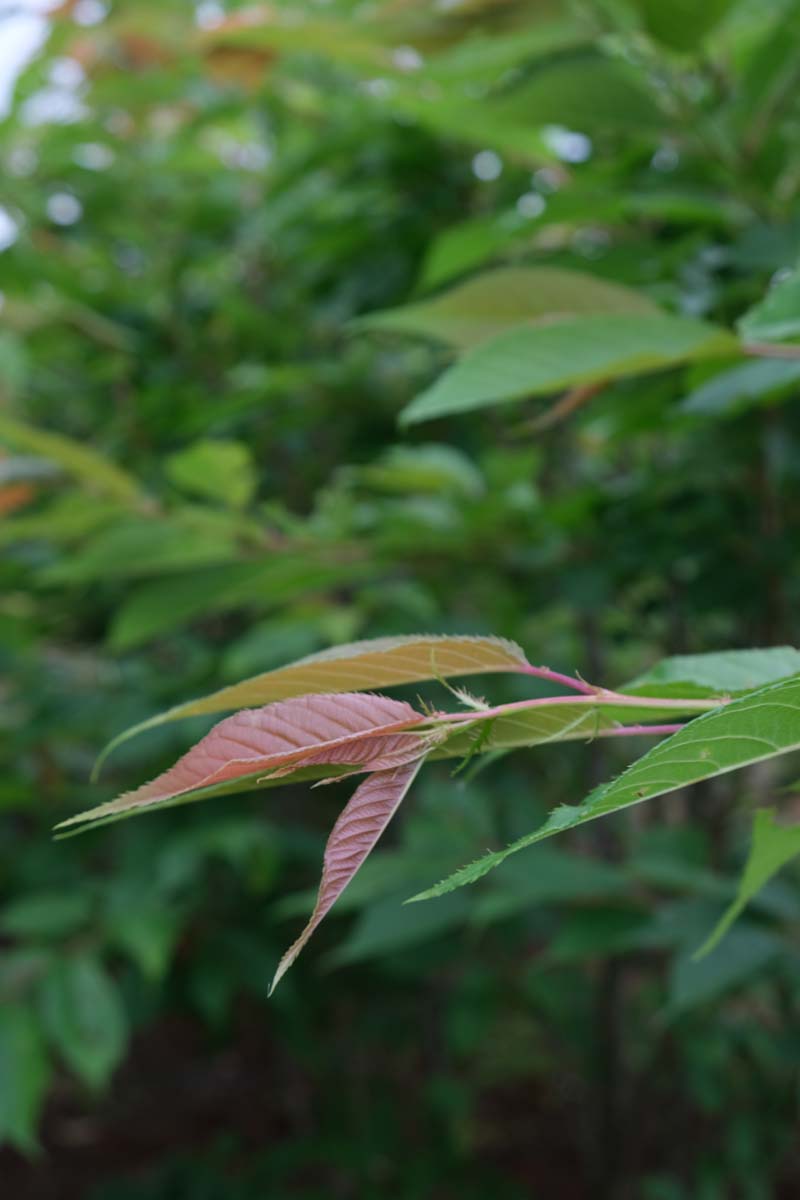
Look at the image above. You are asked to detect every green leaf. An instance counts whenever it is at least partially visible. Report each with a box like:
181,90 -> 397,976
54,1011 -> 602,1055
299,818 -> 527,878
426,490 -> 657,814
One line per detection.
548,904 -> 650,960
107,899 -> 183,981
41,514 -> 242,583
416,186 -> 725,293
623,646 -> 800,699
0,414 -> 143,504
385,87 -> 552,163
681,358 -> 800,418
418,212 -> 531,292
473,847 -> 627,925
165,439 -> 258,509
669,927 -> 782,1012
485,53 -> 663,133
634,0 -> 736,52
400,314 -> 736,424
695,809 -> 800,957
97,634 -> 529,765
410,675 -> 800,901
327,890 -> 470,967
205,8 -> 390,72
737,264 -> 800,343
107,554 -> 368,650
357,444 -> 484,497
358,267 -> 659,350
0,891 -> 93,940
422,19 -> 586,87
0,1005 -> 50,1154
38,954 -> 127,1091
0,331 -> 29,399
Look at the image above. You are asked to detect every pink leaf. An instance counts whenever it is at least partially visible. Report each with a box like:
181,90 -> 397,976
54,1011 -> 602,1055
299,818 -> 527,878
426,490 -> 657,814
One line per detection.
270,758 -> 424,993
91,693 -> 425,819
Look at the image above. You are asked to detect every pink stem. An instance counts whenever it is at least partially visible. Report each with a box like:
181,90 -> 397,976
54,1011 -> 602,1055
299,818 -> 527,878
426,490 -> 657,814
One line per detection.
515,663 -> 598,695
432,692 -> 722,726
596,723 -> 683,739
743,341 -> 800,361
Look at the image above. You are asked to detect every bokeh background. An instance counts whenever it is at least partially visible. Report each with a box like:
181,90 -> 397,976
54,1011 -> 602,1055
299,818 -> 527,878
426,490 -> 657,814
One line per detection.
2,1 -> 800,1197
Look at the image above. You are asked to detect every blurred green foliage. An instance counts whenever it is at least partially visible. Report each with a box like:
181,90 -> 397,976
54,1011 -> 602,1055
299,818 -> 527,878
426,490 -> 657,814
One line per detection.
1,0 -> 800,1195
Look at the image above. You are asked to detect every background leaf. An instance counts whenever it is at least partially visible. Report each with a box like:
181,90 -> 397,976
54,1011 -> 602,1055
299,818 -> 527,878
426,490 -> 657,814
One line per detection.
623,646 -> 800,698
633,0 -> 736,51
0,414 -> 143,505
696,809 -> 800,956
680,358 -> 800,417
400,315 -> 736,424
737,264 -> 800,343
0,1006 -> 50,1153
165,439 -> 258,509
357,267 -> 659,350
37,955 -> 127,1092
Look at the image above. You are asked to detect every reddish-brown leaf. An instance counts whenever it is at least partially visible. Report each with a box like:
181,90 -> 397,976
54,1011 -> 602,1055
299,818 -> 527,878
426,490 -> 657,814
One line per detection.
270,758 -> 424,992
65,694 -> 425,828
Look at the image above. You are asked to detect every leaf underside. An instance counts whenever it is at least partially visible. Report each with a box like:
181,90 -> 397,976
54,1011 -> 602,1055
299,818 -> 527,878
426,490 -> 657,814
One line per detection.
66,693 -> 426,831
67,694 -> 708,836
269,758 -> 424,992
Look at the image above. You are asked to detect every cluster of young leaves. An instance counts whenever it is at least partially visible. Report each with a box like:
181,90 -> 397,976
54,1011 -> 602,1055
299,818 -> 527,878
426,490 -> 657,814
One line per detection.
59,636 -> 800,990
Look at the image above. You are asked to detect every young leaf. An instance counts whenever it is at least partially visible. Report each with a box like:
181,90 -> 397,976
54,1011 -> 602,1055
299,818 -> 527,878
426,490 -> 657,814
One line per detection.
695,809 -> 800,957
69,694 -> 426,831
97,634 -> 529,765
400,314 -> 736,424
357,267 -> 659,350
410,674 -> 800,900
270,758 -> 424,993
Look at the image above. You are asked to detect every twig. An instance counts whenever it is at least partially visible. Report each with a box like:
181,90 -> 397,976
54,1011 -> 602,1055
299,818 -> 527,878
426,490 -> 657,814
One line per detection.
432,692 -> 724,726
743,342 -> 800,361
515,662 -> 598,695
520,381 -> 605,434
596,723 -> 683,739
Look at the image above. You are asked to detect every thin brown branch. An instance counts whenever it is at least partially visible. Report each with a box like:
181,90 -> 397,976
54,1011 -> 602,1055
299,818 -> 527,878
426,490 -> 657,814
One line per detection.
522,381 -> 605,434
